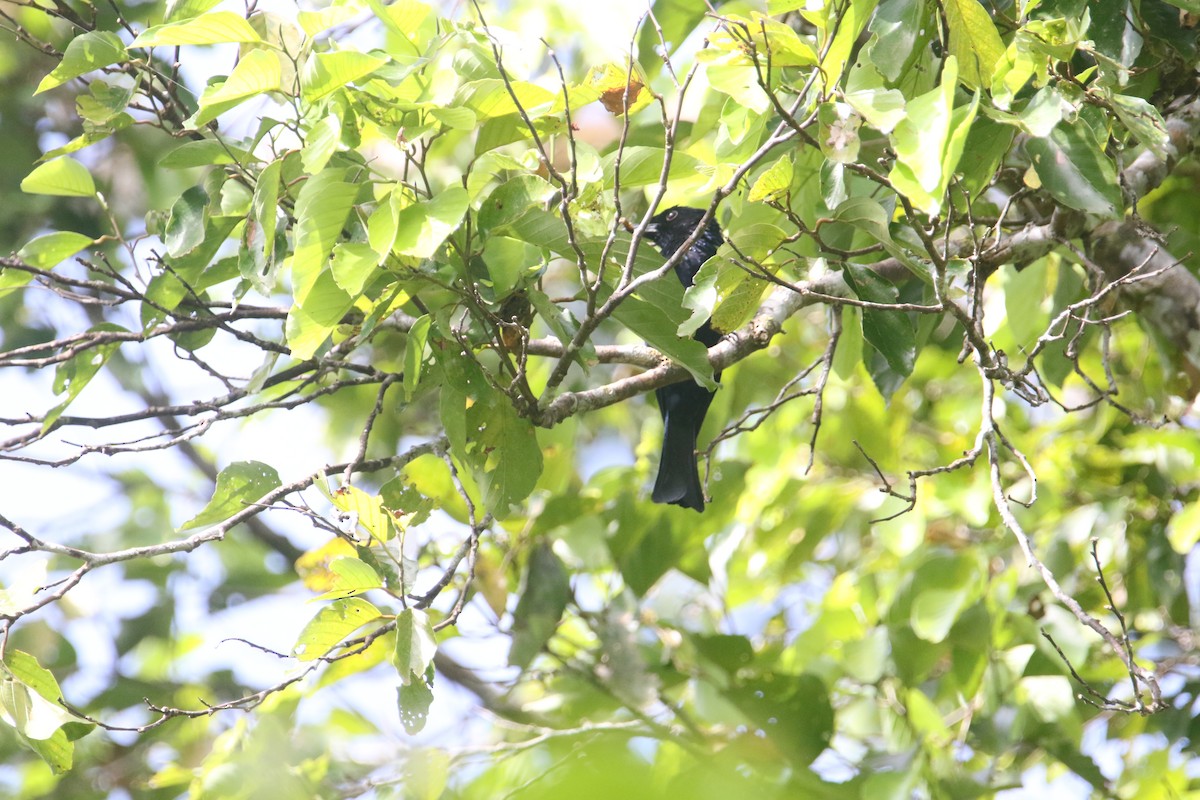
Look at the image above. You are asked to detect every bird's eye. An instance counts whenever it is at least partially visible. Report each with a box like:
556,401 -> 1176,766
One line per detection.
666,209 -> 678,221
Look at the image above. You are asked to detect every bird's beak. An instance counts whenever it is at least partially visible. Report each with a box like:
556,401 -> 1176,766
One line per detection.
643,222 -> 659,237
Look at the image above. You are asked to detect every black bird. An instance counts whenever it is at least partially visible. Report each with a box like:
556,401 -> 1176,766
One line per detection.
642,206 -> 724,512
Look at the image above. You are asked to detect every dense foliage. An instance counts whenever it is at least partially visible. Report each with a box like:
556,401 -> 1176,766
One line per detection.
2,0 -> 1200,796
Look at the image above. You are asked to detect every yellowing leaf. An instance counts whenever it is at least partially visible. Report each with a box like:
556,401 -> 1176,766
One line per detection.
296,537 -> 358,593
330,484 -> 395,543
316,557 -> 383,600
585,62 -> 653,116
747,154 -> 794,203
293,598 -> 381,661
132,11 -> 262,47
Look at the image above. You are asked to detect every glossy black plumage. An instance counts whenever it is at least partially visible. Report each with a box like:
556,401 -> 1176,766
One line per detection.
642,206 -> 723,512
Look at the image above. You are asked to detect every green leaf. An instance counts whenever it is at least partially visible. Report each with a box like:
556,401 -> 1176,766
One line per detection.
480,235 -> 538,298
393,608 -> 438,682
888,58 -> 978,215
1019,676 -> 1075,722
317,557 -> 383,600
475,398 -> 543,514
1003,258 -> 1050,345
249,157 -> 283,273
292,170 -> 359,305
509,543 -> 570,669
191,48 -> 282,126
637,0 -> 709,76
0,665 -> 76,774
42,323 -> 125,433
17,231 -> 94,269
455,78 -> 556,120
427,107 -> 475,132
728,673 -> 833,766
958,116 -> 1017,195
21,157 -> 96,198
179,460 -> 282,530
300,113 -> 341,174
1168,500 -> 1200,553
0,269 -> 34,292
2,652 -> 79,741
164,186 -> 208,258
867,0 -> 923,83
527,289 -> 595,368
1026,123 -> 1121,217
476,175 -> 556,233
844,88 -> 906,134
293,598 -> 381,661
747,153 -> 794,203
833,307 -> 863,380
367,190 -> 401,255
1109,93 -> 1171,161
393,187 -> 468,258
328,242 -> 378,297
833,197 -> 929,280
404,314 -> 431,401
77,80 -> 136,125
600,146 -> 703,189
330,484 -> 395,543
615,511 -> 703,596
943,0 -> 1005,89
301,50 -> 389,101
36,31 -> 126,94
132,11 -> 263,47
397,674 -> 433,734
908,553 -> 982,642
159,139 -> 252,169
754,15 -> 818,66
815,0 -> 878,92
368,0 -> 435,48
286,271 -> 355,359
841,262 -> 916,379
298,6 -> 359,37
437,346 -> 543,514
165,0 -> 221,20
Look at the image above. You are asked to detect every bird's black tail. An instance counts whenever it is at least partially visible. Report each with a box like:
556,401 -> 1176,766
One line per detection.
651,382 -> 714,511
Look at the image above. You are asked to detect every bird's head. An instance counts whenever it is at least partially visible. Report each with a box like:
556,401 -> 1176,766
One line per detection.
643,206 -> 720,259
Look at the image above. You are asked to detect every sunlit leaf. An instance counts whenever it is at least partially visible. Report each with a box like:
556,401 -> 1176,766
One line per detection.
191,48 -> 282,126
293,598 -> 381,661
393,608 -> 437,682
301,50 -> 389,101
747,153 -> 793,203
943,0 -> 1005,89
132,11 -> 262,47
393,187 -> 469,258
316,557 -> 383,600
17,231 -> 94,269
21,157 -> 96,198
36,31 -> 126,94
179,460 -> 281,531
